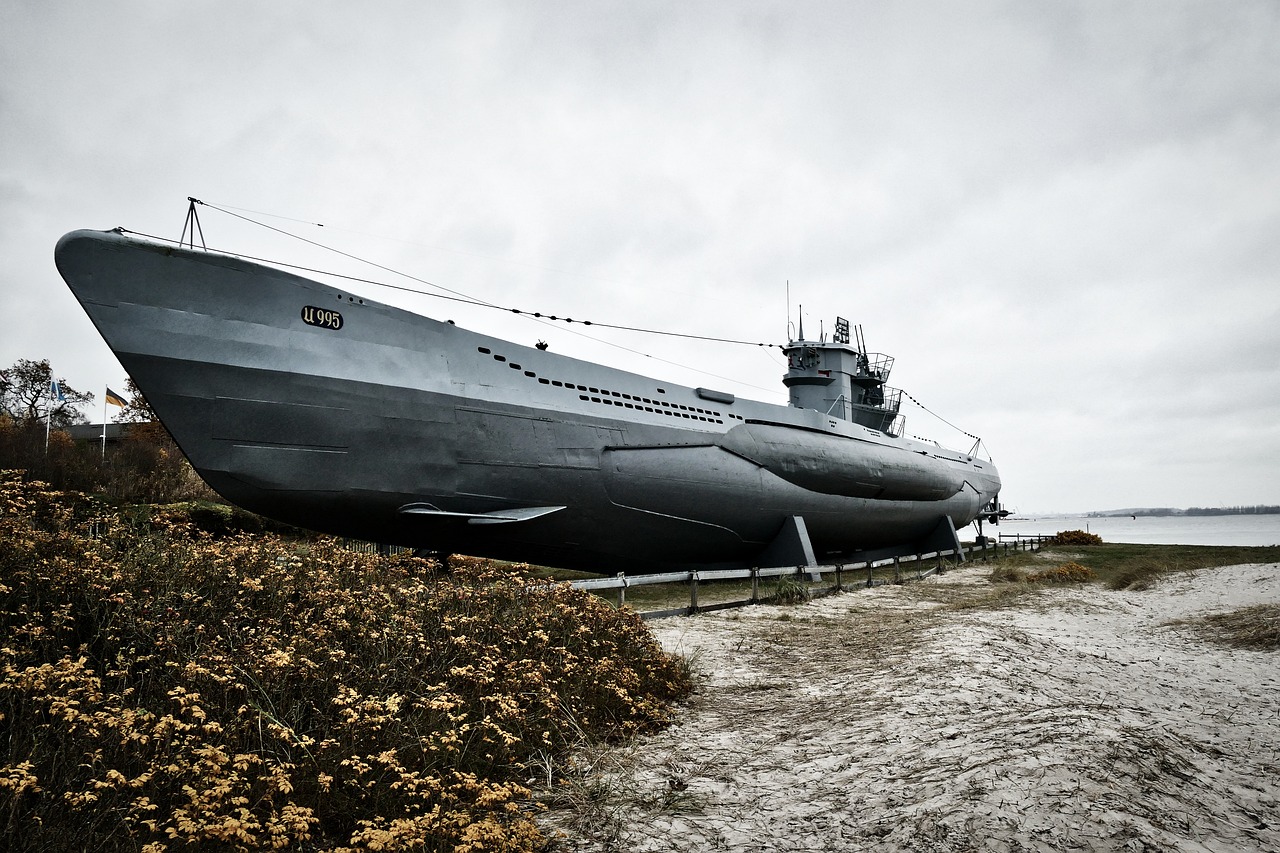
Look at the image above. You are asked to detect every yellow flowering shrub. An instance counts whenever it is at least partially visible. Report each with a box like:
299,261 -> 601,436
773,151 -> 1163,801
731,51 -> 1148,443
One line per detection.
1050,529 -> 1103,546
0,471 -> 691,851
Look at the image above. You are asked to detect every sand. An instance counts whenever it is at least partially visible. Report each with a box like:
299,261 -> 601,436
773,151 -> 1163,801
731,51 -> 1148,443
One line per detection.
541,561 -> 1280,852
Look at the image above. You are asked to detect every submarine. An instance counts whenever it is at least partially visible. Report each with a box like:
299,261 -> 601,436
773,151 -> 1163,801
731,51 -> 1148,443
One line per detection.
55,226 -> 1002,573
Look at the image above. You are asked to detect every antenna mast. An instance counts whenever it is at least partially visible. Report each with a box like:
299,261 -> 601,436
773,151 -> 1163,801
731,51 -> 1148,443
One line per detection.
786,280 -> 792,343
180,197 -> 206,250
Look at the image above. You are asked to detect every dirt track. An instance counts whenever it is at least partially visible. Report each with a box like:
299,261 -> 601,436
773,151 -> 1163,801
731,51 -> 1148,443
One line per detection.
542,561 -> 1280,852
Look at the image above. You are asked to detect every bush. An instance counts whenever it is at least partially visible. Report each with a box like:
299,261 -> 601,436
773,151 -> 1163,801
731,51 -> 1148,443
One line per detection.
770,575 -> 812,604
990,561 -> 1097,585
0,419 -> 102,493
1026,562 -> 1097,583
144,501 -> 306,539
0,472 -> 691,851
1051,529 -> 1103,546
0,418 -> 218,504
989,566 -> 1026,584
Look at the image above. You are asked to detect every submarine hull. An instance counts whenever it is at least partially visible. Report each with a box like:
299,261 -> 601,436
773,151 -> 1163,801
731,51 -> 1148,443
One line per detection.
55,228 -> 1001,572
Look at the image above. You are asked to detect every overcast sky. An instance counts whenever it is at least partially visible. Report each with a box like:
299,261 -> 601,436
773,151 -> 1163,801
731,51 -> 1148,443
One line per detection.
3,1 -> 1278,513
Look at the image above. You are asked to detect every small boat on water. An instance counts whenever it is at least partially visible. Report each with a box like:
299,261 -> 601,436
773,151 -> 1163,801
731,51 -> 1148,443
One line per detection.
56,227 -> 1002,573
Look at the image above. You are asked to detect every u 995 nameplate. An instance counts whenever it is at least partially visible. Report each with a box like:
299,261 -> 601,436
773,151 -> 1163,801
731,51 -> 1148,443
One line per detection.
301,306 -> 343,330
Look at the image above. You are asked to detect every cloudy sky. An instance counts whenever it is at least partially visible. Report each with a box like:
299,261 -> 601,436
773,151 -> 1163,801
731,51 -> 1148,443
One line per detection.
3,1 -> 1278,513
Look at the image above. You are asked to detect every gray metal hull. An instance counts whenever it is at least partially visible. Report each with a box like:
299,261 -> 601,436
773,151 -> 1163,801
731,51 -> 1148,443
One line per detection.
55,229 -> 1002,573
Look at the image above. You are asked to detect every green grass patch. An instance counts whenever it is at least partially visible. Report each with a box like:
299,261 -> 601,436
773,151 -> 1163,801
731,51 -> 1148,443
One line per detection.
984,542 -> 1280,591
1058,543 -> 1280,590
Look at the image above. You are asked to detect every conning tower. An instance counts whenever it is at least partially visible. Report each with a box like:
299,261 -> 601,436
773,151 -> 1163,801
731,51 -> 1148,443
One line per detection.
783,316 -> 904,435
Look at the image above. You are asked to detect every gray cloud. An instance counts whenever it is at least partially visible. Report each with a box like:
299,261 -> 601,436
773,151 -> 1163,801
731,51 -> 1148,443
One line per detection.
2,0 -> 1277,512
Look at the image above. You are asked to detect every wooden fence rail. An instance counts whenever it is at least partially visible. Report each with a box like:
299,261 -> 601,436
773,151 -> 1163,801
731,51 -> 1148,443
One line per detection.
571,535 -> 1052,620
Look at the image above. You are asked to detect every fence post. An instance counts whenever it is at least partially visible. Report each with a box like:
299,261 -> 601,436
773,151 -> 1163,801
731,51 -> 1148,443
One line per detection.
751,567 -> 759,604
835,563 -> 844,592
617,572 -> 626,608
866,561 -> 874,587
893,556 -> 901,584
689,571 -> 699,613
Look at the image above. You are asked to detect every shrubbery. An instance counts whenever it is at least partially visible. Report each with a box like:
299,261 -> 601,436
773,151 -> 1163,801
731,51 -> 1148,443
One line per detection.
1051,529 -> 1104,546
0,472 -> 691,851
1025,561 -> 1097,583
0,416 -> 214,503
990,561 -> 1097,585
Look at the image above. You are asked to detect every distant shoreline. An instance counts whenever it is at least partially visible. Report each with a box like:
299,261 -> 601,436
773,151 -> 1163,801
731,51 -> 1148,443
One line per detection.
994,514 -> 1280,547
1086,506 -> 1280,518
1008,507 -> 1280,519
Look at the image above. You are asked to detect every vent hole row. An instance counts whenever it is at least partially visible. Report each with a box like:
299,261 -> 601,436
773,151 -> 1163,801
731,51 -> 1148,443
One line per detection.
476,345 -> 736,424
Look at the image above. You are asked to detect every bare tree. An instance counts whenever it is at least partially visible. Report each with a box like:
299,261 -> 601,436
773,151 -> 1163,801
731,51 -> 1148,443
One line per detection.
0,358 -> 92,428
111,377 -> 158,425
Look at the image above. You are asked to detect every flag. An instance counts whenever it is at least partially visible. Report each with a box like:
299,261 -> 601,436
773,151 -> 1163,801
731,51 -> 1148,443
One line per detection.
50,380 -> 64,402
105,387 -> 127,407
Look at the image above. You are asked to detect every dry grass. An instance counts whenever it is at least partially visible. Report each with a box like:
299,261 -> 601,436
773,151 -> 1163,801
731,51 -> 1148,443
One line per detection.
1172,604 -> 1280,650
979,559 -> 1097,597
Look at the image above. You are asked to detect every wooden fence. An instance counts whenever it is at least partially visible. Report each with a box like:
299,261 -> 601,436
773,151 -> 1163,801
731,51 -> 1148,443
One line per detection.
570,535 -> 1052,620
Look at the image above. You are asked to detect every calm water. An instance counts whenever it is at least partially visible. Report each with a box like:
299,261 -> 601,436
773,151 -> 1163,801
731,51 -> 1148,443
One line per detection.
993,514 -> 1280,547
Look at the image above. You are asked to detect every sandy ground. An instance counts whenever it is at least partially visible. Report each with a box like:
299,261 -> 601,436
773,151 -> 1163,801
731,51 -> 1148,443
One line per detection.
541,561 -> 1280,852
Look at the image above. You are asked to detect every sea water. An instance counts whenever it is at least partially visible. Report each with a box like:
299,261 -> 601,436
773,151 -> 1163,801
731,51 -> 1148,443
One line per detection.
992,513 -> 1280,547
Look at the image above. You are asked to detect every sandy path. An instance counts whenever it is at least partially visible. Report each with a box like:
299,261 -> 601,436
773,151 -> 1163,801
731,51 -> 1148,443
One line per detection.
542,562 -> 1280,852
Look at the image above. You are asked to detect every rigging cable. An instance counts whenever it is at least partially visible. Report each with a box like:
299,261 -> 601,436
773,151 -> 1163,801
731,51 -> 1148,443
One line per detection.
900,388 -> 981,443
119,226 -> 785,400
190,198 -> 781,350
130,198 -> 991,433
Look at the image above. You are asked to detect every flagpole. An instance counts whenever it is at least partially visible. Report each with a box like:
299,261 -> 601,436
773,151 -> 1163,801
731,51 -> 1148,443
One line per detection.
45,380 -> 64,454
45,385 -> 52,453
